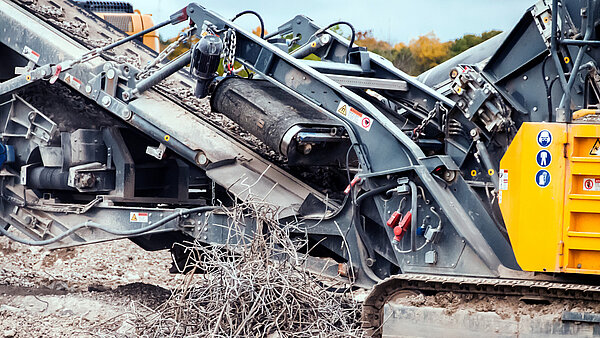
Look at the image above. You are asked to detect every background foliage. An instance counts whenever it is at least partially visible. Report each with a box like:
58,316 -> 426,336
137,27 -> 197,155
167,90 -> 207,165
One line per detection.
159,27 -> 501,76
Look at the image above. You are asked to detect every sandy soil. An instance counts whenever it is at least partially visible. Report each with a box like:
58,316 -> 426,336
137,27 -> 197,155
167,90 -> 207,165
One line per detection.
0,236 -> 181,337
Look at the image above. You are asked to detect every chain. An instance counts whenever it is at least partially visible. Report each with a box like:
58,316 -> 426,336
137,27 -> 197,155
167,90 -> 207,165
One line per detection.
222,29 -> 237,75
137,27 -> 194,79
412,103 -> 447,139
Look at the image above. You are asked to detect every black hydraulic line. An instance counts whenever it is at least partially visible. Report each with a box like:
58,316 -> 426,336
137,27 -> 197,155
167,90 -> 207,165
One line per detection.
0,206 -> 220,246
232,10 -> 265,39
96,19 -> 171,54
315,21 -> 356,62
355,183 -> 398,206
541,54 -> 553,120
550,0 -> 569,120
351,182 -> 397,261
559,0 -> 595,121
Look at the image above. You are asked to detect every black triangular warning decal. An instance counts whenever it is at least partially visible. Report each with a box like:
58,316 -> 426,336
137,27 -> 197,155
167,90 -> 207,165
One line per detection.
590,138 -> 600,156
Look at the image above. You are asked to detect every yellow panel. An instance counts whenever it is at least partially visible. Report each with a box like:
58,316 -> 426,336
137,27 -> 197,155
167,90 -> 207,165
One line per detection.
499,123 -> 567,272
567,250 -> 600,271
562,124 -> 600,273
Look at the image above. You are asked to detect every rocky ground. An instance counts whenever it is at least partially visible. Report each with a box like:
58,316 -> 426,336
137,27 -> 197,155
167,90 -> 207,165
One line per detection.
0,236 -> 181,337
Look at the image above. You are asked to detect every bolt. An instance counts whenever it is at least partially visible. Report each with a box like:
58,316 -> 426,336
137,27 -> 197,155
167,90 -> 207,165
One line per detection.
121,109 -> 132,120
85,85 -> 92,93
195,151 -> 208,165
301,143 -> 312,155
470,129 -> 478,137
523,75 -> 528,81
203,235 -> 208,240
189,7 -> 194,13
122,91 -> 130,101
101,96 -> 112,107
545,76 -> 550,81
484,89 -> 490,95
533,106 -> 538,112
106,68 -> 116,79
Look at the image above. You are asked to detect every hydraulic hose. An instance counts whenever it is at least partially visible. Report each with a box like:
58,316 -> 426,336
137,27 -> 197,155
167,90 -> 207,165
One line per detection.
0,206 -> 220,246
232,10 -> 265,39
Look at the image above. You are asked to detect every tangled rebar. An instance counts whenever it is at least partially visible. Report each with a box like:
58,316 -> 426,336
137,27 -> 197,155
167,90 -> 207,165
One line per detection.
133,199 -> 363,337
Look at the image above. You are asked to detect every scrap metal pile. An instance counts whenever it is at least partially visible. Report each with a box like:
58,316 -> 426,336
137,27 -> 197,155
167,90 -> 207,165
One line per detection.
132,202 -> 362,337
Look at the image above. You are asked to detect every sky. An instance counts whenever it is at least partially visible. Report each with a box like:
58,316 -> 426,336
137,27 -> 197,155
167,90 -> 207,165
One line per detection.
129,0 -> 533,44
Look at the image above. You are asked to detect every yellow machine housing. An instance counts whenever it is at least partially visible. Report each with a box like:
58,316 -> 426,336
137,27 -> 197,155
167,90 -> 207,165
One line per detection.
95,10 -> 159,52
500,121 -> 600,273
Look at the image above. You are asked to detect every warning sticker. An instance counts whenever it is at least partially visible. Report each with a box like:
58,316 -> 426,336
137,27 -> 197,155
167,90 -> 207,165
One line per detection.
64,74 -> 82,90
590,139 -> 600,156
130,212 -> 149,223
499,169 -> 509,191
22,46 -> 40,63
583,178 -> 600,191
336,101 -> 372,131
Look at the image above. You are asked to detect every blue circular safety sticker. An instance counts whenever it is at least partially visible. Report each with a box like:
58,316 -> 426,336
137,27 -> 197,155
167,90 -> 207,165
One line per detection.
536,149 -> 551,168
537,130 -> 552,147
535,169 -> 551,188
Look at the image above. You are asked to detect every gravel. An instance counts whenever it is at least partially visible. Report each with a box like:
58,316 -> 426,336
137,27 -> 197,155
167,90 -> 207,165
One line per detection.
0,236 -> 178,337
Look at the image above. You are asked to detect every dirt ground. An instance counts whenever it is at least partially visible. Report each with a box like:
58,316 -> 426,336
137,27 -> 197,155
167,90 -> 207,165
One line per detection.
0,236 -> 181,337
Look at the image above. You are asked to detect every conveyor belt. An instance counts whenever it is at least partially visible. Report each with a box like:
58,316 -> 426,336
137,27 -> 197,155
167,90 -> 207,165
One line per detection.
1,0 -> 334,217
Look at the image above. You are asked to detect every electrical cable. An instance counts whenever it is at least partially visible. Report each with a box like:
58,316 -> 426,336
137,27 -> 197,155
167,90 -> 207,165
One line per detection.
232,10 -> 265,39
0,206 -> 220,246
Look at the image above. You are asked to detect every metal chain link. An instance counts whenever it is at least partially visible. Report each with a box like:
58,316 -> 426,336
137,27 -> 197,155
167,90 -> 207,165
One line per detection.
222,29 -> 237,75
137,27 -> 194,79
412,103 -> 447,139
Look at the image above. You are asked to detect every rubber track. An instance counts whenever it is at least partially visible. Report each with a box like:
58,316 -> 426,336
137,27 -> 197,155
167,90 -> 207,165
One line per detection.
361,273 -> 600,337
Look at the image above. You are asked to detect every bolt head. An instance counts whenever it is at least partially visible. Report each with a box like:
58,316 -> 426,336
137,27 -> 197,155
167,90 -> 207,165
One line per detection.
106,68 -> 116,79
523,75 -> 528,81
101,96 -> 111,107
195,151 -> 208,165
85,85 -> 92,93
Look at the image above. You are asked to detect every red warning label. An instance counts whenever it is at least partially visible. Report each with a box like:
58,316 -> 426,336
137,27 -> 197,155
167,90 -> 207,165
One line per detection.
336,101 -> 372,131
23,46 -> 40,63
130,212 -> 149,222
583,178 -> 600,191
